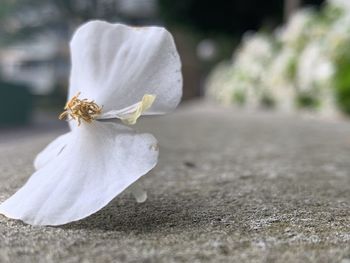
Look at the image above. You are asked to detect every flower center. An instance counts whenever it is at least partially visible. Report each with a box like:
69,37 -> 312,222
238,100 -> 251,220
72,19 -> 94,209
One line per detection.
59,92 -> 102,125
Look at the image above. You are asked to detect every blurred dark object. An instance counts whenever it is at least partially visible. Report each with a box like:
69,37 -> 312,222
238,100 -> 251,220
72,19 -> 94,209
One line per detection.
159,0 -> 283,35
172,29 -> 201,100
284,0 -> 302,20
0,81 -> 33,125
159,0 -> 325,37
284,0 -> 325,20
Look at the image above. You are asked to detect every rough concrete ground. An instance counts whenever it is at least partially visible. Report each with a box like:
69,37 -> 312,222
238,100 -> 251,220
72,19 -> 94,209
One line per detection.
0,101 -> 349,262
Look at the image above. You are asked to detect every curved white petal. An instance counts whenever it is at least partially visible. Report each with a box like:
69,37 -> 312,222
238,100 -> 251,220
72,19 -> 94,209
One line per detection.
100,94 -> 156,124
69,21 -> 182,116
34,132 -> 72,170
0,121 -> 158,226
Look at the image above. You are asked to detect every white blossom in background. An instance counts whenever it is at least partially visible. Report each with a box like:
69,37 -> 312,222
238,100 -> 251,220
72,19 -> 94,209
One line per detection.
297,42 -> 334,94
206,62 -> 232,104
296,41 -> 338,116
324,14 -> 350,57
278,9 -> 315,50
206,62 -> 247,106
206,33 -> 274,109
206,0 -> 350,117
234,33 -> 273,74
232,33 -> 275,109
328,0 -> 350,13
263,48 -> 297,112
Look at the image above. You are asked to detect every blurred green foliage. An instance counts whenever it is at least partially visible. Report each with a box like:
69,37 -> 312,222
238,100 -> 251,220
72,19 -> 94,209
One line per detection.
297,95 -> 320,109
334,51 -> 350,114
232,90 -> 246,106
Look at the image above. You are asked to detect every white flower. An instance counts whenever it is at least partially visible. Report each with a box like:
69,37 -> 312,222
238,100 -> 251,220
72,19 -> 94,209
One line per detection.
263,48 -> 297,112
234,33 -> 273,75
297,42 -> 334,94
0,21 -> 182,226
324,14 -> 350,56
235,34 -> 274,108
205,33 -> 276,109
328,0 -> 350,13
265,48 -> 295,86
295,41 -> 338,114
205,62 -> 234,105
278,9 -> 315,49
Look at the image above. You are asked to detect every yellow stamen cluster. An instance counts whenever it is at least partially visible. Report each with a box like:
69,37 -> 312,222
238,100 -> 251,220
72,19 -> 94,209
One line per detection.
59,92 -> 102,126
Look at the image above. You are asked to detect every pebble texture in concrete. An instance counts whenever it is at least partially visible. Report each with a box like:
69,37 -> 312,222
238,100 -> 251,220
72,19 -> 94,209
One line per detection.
0,102 -> 349,262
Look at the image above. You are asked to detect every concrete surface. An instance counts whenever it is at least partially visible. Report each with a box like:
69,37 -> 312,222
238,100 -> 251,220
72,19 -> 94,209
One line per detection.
0,102 -> 349,262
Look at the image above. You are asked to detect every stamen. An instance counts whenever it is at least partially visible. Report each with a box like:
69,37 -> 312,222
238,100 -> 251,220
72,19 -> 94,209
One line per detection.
59,92 -> 102,126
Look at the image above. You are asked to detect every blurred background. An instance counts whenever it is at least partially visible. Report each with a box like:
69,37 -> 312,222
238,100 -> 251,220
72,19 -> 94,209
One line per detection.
1,0 -> 346,134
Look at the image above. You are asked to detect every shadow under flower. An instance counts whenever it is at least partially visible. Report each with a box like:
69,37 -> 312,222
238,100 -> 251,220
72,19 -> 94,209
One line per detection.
61,191 -> 221,233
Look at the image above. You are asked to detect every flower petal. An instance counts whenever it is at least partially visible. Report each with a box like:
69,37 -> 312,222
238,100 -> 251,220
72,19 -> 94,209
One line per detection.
69,21 -> 182,115
0,121 -> 158,226
34,132 -> 71,170
100,94 -> 156,124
